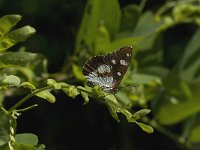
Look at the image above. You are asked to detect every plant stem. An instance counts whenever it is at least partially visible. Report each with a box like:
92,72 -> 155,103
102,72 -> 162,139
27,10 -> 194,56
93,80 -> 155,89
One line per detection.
0,104 -> 9,114
9,85 -> 53,111
16,104 -> 38,112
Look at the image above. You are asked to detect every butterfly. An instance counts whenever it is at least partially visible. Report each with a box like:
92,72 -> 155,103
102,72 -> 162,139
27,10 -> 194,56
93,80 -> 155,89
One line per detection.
82,46 -> 133,93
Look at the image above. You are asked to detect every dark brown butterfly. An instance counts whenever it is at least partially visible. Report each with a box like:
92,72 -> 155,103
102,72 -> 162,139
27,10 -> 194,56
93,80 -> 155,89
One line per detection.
82,46 -> 133,92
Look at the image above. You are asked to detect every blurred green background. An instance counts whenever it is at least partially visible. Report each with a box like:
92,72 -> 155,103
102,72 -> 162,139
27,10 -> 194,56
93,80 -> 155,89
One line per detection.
1,0 -> 200,150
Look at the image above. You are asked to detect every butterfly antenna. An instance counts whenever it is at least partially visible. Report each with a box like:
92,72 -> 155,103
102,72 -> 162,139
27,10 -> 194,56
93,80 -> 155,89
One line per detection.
118,84 -> 139,91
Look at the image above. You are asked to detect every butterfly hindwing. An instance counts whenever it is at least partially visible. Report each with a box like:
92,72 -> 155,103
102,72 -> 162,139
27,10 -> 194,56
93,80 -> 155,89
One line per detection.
82,55 -> 113,89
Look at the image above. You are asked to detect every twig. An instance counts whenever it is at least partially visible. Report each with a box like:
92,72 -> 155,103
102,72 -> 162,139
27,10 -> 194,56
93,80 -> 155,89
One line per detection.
9,85 -> 53,111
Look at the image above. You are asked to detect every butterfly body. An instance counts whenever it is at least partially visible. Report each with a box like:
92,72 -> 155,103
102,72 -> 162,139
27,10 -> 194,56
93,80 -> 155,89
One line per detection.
82,46 -> 133,93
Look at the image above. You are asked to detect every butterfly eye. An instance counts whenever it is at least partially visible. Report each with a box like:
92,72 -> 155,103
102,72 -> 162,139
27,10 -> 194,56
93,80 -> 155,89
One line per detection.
82,46 -> 133,93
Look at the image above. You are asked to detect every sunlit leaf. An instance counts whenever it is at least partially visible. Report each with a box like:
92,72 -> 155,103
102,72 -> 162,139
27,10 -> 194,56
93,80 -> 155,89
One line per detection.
0,26 -> 36,51
136,122 -> 154,133
0,75 -> 21,87
105,102 -> 120,122
13,143 -> 38,150
81,91 -> 89,105
62,86 -> 80,99
36,144 -> 45,150
0,14 -> 21,38
188,123 -> 200,142
132,11 -> 162,37
35,90 -> 56,103
133,109 -> 151,119
94,25 -> 110,54
15,133 -> 38,145
172,3 -> 200,23
20,82 -> 36,90
76,0 -> 121,52
0,92 -> 5,104
47,79 -> 61,90
72,64 -> 85,81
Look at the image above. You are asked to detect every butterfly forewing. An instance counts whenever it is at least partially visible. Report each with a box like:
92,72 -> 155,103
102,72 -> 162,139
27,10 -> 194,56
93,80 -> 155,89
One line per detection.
106,46 -> 132,90
82,46 -> 133,92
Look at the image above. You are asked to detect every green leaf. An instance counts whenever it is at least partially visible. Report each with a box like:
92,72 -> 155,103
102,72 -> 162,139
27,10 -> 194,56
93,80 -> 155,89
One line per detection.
94,25 -> 110,54
105,101 -> 120,122
136,122 -> 154,133
13,143 -> 38,150
36,144 -> 45,150
133,109 -> 151,119
47,79 -> 61,90
163,72 -> 192,100
140,66 -> 169,78
172,3 -> 200,23
15,133 -> 38,145
20,82 -> 36,90
115,91 -> 132,106
93,85 -> 105,98
62,86 -> 80,99
0,14 -> 21,38
0,52 -> 39,68
0,110 -> 10,146
104,94 -> 120,122
0,53 -> 47,83
0,26 -> 36,51
59,82 -> 70,88
177,29 -> 200,81
75,0 -> 121,52
119,4 -> 140,33
104,94 -> 133,122
156,99 -> 200,125
35,90 -> 56,103
107,36 -> 143,52
154,77 -> 200,125
131,73 -> 161,84
0,92 -> 5,104
72,64 -> 85,81
132,11 -> 162,37
0,75 -> 21,87
188,124 -> 200,142
81,91 -> 89,105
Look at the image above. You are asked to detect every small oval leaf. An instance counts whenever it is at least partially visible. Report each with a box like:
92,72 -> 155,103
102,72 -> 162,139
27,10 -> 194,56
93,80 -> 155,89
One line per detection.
35,90 -> 55,103
136,122 -> 154,134
81,91 -> 89,105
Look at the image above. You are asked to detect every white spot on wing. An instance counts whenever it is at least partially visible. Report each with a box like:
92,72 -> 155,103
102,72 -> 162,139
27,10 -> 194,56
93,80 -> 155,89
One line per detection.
97,64 -> 111,73
126,53 -> 131,57
117,72 -> 122,76
111,59 -> 116,64
120,60 -> 128,66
